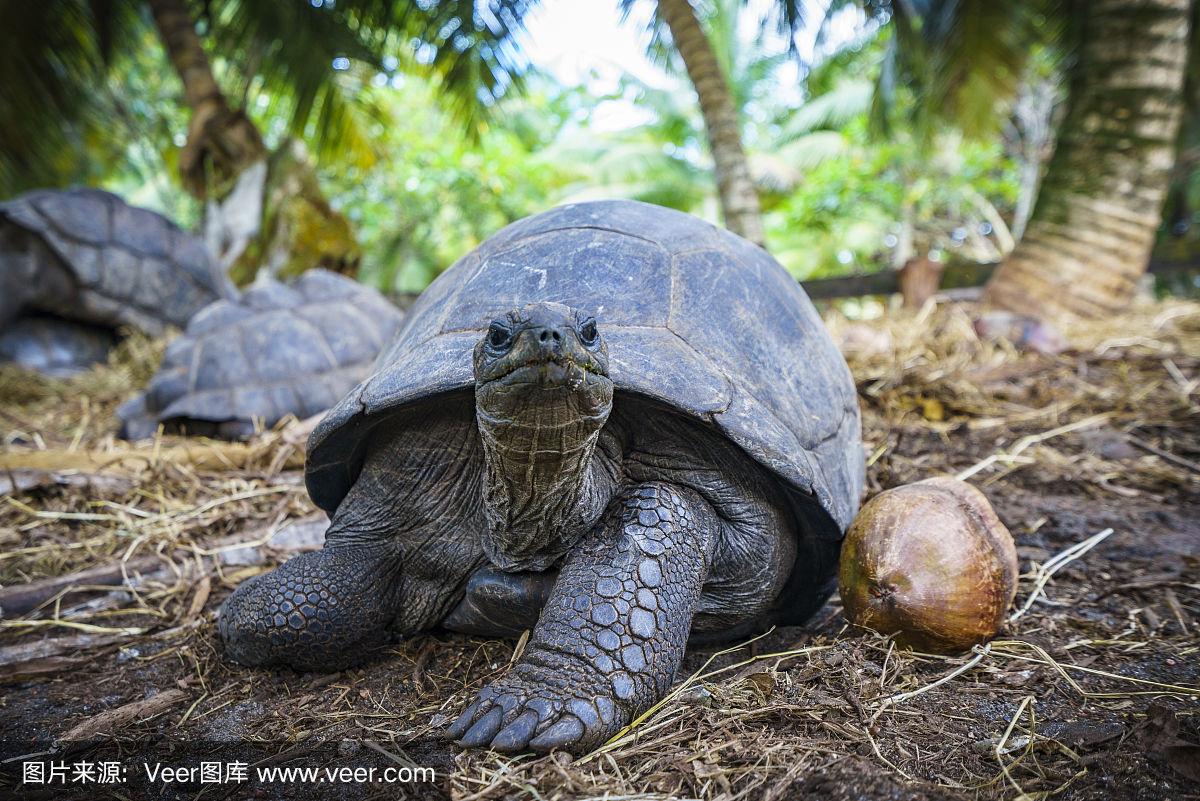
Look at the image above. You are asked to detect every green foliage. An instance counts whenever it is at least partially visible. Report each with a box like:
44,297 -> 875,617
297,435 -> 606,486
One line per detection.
827,0 -> 1062,145
577,3 -> 1023,281
543,75 -> 712,213
0,0 -> 140,194
0,0 -> 544,197
768,112 -> 1020,278
324,74 -> 583,292
0,0 -> 1047,293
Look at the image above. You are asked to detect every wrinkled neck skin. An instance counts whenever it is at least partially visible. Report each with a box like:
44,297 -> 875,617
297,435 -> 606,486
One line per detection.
476,384 -> 615,572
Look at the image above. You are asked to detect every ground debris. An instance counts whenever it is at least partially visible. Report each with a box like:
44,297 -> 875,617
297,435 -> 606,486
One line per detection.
1,298 -> 1197,800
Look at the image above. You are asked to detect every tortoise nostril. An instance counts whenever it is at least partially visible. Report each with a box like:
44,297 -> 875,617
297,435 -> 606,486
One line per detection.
539,330 -> 550,343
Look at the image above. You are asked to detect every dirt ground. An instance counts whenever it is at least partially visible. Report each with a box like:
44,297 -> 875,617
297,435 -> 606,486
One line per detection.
0,298 -> 1197,800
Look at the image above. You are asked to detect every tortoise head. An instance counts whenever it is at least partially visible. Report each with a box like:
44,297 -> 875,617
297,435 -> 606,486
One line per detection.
473,301 -> 613,423
472,302 -> 615,571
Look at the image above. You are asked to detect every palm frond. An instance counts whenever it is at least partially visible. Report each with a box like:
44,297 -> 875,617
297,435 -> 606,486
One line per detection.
206,0 -> 394,159
777,130 -> 851,169
778,80 -> 872,141
864,0 -> 1065,141
391,0 -> 539,136
0,0 -> 142,195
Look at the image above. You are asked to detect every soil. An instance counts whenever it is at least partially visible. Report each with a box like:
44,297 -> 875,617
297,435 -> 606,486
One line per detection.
0,300 -> 1197,800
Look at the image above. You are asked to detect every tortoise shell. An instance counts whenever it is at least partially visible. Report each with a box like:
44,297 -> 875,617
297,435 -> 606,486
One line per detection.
307,200 -> 864,547
0,187 -> 234,334
0,315 -> 116,377
118,270 -> 403,439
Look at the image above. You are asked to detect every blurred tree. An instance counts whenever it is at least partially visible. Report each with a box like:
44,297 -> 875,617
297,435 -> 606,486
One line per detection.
0,0 -> 535,283
559,9 -> 1020,280
595,0 -> 815,240
547,74 -> 713,214
325,73 -> 583,291
646,0 -> 775,245
770,82 -> 1020,280
851,0 -> 1194,323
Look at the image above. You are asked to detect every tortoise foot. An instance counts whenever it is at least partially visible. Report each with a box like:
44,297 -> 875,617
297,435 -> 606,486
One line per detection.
446,667 -> 623,754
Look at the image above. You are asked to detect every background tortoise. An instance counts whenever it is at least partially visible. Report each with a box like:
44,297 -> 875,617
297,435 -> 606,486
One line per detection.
0,187 -> 233,374
118,270 -> 403,440
0,316 -> 116,378
219,200 -> 864,754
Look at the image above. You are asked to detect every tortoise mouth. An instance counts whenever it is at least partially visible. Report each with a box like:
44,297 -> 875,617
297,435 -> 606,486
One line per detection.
484,353 -> 608,390
476,351 -> 614,422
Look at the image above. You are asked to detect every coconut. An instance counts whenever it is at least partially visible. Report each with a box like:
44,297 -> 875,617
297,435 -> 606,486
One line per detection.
838,477 -> 1018,653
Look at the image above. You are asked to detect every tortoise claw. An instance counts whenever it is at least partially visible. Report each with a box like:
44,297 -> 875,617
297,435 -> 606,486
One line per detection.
490,709 -> 541,753
444,700 -> 483,740
528,715 -> 585,751
459,706 -> 504,748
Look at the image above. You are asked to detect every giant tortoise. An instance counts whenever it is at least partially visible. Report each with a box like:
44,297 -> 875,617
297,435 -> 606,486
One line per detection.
219,200 -> 864,754
118,270 -> 403,439
0,187 -> 233,374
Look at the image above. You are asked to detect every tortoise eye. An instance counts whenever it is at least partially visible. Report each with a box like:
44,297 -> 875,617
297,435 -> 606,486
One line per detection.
487,323 -> 512,350
579,318 -> 598,346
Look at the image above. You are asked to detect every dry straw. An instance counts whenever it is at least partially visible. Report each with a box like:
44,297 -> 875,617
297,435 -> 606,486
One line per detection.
2,297 -> 1198,800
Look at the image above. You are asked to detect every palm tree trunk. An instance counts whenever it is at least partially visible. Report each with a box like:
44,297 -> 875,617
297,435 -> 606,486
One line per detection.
657,0 -> 766,247
146,0 -> 265,200
145,0 -> 357,283
984,0 -> 1191,324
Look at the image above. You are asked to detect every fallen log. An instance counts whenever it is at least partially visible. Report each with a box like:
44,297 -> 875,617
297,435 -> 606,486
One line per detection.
58,688 -> 189,741
801,256 -> 1199,300
0,439 -> 305,473
0,469 -> 135,496
0,555 -> 165,617
0,512 -> 328,618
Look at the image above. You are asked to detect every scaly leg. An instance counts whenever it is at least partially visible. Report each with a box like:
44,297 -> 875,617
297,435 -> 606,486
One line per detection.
446,482 -> 718,754
218,541 -> 407,671
220,403 -> 486,671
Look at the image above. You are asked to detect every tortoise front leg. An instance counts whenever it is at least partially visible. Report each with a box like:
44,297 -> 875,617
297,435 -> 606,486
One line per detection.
220,406 -> 487,672
218,541 -> 408,671
446,482 -> 718,754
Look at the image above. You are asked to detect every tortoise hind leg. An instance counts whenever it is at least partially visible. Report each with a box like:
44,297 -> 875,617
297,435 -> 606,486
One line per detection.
442,566 -> 557,637
218,541 -> 406,671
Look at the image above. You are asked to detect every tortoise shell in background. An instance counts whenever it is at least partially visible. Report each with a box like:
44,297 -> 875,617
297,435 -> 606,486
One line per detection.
0,315 -> 116,377
118,270 -> 403,440
0,187 -> 234,335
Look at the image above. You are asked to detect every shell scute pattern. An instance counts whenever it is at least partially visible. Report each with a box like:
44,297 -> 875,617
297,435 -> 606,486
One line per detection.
0,188 -> 233,333
118,270 -> 403,439
308,200 -> 863,541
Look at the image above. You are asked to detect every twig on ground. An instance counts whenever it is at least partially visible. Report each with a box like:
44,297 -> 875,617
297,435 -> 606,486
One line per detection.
1009,528 -> 1114,622
955,413 -> 1113,481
